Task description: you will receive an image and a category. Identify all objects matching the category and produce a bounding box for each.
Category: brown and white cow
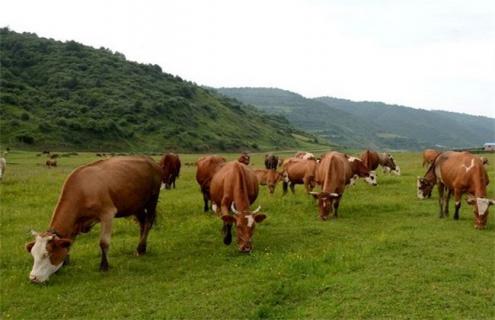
[264,153,279,170]
[46,159,57,167]
[210,161,266,252]
[295,151,316,160]
[25,156,162,283]
[254,169,282,194]
[196,155,227,212]
[417,151,494,229]
[238,152,250,165]
[360,150,400,175]
[159,153,181,189]
[281,158,317,195]
[422,149,441,167]
[311,152,377,220]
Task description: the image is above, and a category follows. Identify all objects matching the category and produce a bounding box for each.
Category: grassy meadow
[0,150,494,319]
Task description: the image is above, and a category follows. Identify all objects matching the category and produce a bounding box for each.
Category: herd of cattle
[12,148,492,283]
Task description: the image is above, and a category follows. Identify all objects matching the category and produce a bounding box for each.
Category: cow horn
[230,202,239,215]
[309,192,319,195]
[252,206,261,214]
[31,230,39,237]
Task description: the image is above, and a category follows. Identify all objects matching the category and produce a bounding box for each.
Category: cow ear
[254,214,266,223]
[309,192,320,200]
[26,241,35,253]
[54,238,72,249]
[221,215,236,224]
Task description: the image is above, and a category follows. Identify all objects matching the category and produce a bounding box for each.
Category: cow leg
[99,214,113,271]
[444,188,451,217]
[290,183,296,194]
[453,189,462,220]
[202,189,210,212]
[437,183,445,218]
[282,180,288,195]
[221,202,232,245]
[136,194,158,255]
[333,198,341,218]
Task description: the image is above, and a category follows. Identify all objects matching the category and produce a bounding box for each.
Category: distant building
[484,143,495,151]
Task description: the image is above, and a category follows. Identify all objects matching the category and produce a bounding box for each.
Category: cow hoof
[223,233,232,245]
[100,264,109,272]
[63,255,70,266]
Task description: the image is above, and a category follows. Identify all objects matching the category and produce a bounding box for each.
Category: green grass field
[1,151,494,319]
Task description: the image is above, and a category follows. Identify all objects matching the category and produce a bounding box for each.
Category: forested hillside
[218,87,495,150]
[0,29,316,152]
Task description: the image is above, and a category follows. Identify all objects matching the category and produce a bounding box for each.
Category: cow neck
[233,163,251,211]
[49,200,78,239]
[423,162,437,183]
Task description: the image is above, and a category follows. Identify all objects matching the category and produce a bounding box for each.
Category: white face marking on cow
[212,203,218,213]
[283,172,289,183]
[462,159,475,172]
[29,235,63,283]
[365,172,377,185]
[347,156,359,162]
[416,179,425,199]
[245,215,255,228]
[476,198,490,216]
[393,166,401,176]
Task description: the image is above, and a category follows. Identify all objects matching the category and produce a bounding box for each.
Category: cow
[281,158,317,195]
[46,159,57,167]
[417,151,494,229]
[196,155,227,212]
[25,156,162,283]
[295,151,316,160]
[480,156,488,167]
[360,150,399,175]
[422,149,441,167]
[159,153,181,189]
[311,152,377,220]
[238,152,250,165]
[254,169,282,194]
[210,161,266,252]
[0,157,6,180]
[264,153,279,170]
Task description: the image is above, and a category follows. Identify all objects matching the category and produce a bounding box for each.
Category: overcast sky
[2,0,494,117]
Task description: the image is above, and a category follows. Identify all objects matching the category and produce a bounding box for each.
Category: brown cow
[422,149,441,167]
[417,151,494,229]
[264,153,279,170]
[46,159,57,167]
[281,158,317,195]
[360,150,399,175]
[238,152,250,165]
[210,161,266,252]
[196,155,227,212]
[311,152,377,220]
[25,156,162,283]
[254,169,282,194]
[159,153,181,189]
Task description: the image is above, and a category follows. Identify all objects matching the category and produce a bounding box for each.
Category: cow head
[383,154,397,172]
[416,176,434,199]
[222,203,266,252]
[238,152,250,165]
[266,170,282,194]
[26,231,72,283]
[466,196,495,229]
[310,192,341,220]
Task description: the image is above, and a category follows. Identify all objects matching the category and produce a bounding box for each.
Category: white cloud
[1,0,494,117]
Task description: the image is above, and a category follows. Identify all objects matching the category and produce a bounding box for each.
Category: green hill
[217,87,495,150]
[0,28,318,152]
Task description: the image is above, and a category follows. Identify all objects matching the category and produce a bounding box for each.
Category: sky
[1,0,494,117]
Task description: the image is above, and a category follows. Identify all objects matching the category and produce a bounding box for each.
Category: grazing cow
[159,153,181,189]
[311,152,377,220]
[196,155,227,212]
[254,169,282,194]
[0,157,6,180]
[360,150,399,175]
[46,159,57,167]
[417,151,493,229]
[281,158,318,194]
[295,151,316,160]
[238,152,250,165]
[210,161,266,252]
[25,156,162,283]
[264,153,279,170]
[422,149,441,167]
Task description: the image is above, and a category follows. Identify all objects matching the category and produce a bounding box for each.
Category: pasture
[1,151,494,319]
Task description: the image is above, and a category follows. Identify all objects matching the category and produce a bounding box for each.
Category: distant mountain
[217,87,495,150]
[0,29,318,152]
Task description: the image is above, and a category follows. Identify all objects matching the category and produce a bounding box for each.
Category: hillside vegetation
[0,29,318,152]
[217,87,495,150]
